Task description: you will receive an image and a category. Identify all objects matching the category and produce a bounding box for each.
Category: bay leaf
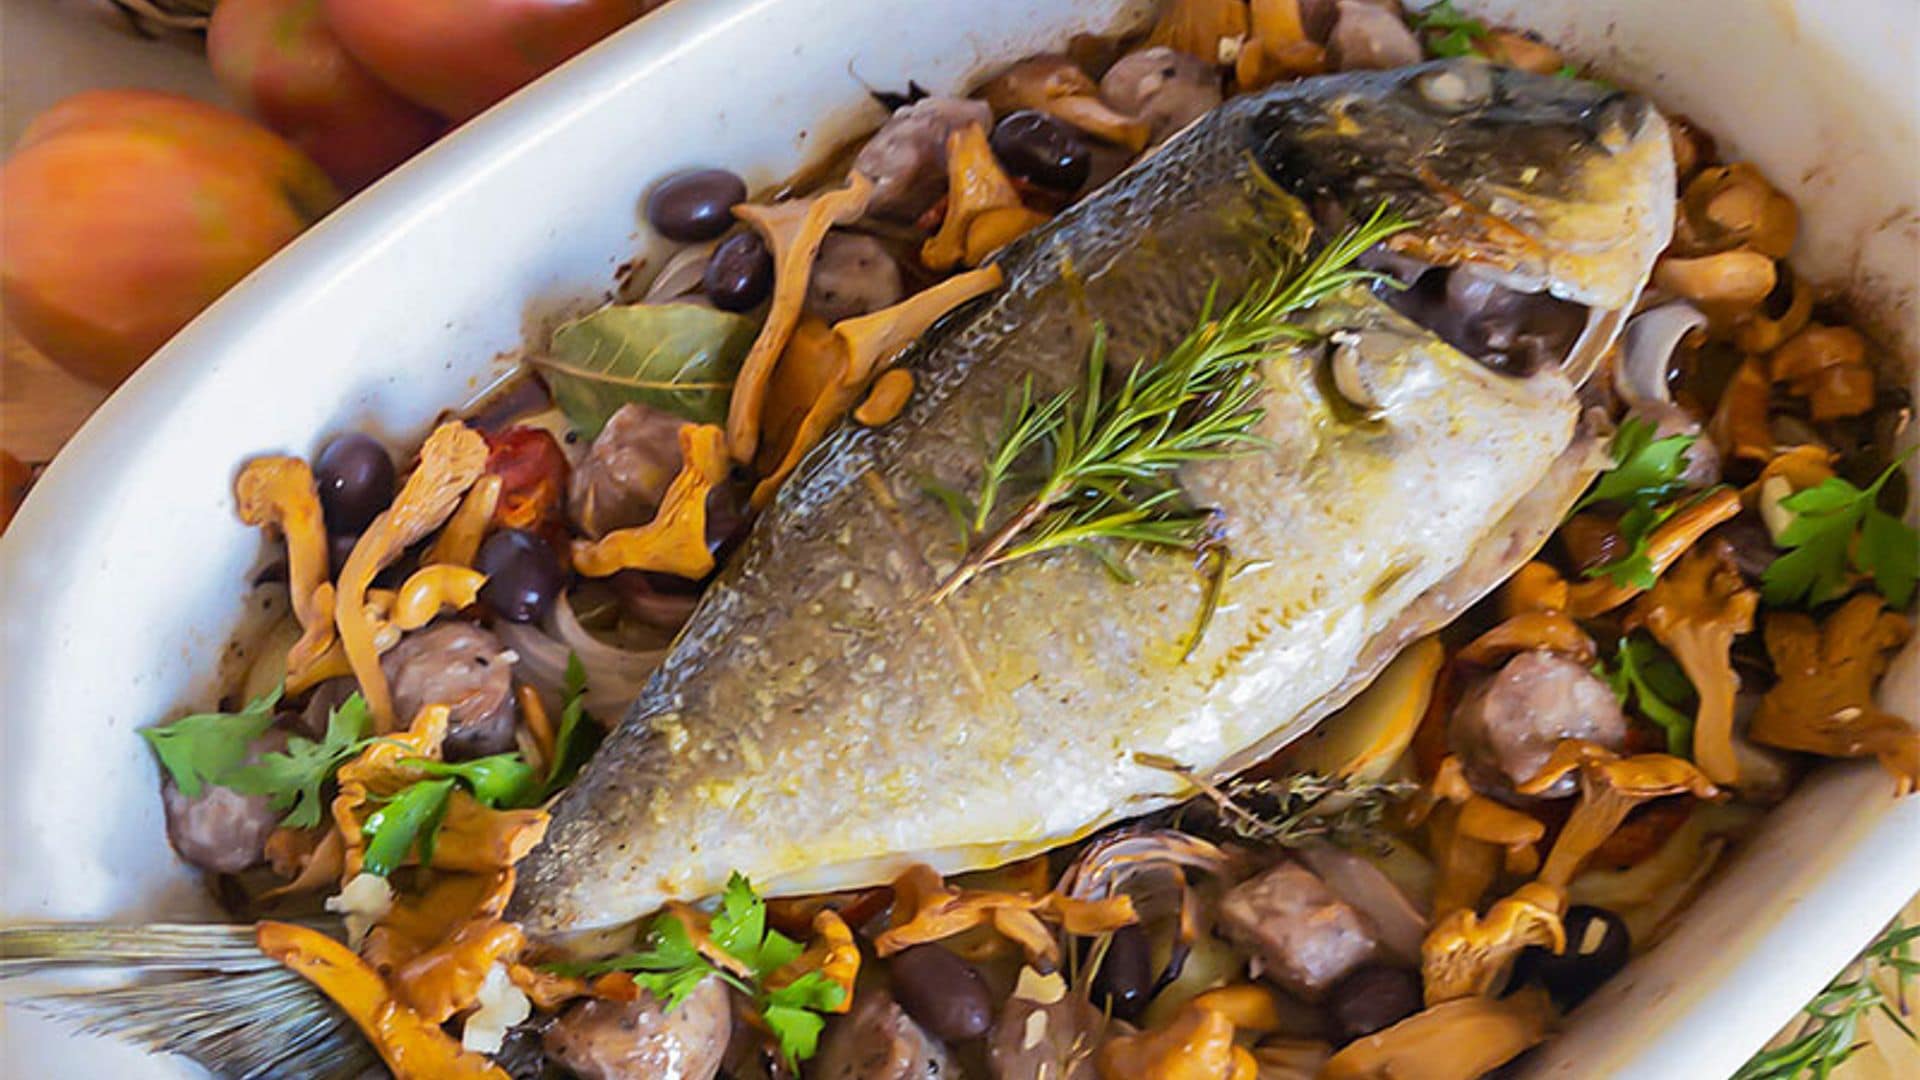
[538,302,758,438]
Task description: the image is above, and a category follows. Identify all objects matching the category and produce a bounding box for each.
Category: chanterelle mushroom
[1421,758,1548,918]
[981,55,1151,151]
[235,456,334,674]
[1321,986,1557,1080]
[1517,741,1722,888]
[1749,594,1917,794]
[921,124,1049,271]
[1421,881,1566,1005]
[1626,541,1758,787]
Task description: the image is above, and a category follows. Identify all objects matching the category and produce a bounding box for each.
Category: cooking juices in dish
[31,2,1917,1078]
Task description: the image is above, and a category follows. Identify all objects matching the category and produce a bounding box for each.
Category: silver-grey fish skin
[511,61,1672,935]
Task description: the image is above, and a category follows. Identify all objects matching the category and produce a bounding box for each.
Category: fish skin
[510,61,1672,935]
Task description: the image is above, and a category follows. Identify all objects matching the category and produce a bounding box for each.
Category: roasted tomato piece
[483,426,570,539]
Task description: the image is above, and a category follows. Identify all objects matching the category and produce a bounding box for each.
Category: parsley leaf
[1575,418,1699,512]
[1600,634,1697,756]
[547,873,839,1068]
[552,910,722,1007]
[141,686,283,798]
[544,653,604,795]
[225,693,373,828]
[710,872,807,976]
[1762,460,1919,609]
[401,752,540,809]
[358,777,456,877]
[1411,0,1489,58]
[1576,421,1713,589]
[763,970,847,1065]
[1584,499,1677,589]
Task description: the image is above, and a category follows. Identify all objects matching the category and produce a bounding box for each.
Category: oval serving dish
[1,0,1914,1076]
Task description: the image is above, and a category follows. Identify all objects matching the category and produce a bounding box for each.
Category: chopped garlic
[324,872,392,949]
[1013,965,1067,1005]
[1023,1008,1050,1051]
[1758,474,1798,542]
[462,962,531,1054]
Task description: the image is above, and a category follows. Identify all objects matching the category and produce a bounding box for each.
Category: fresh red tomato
[323,0,656,120]
[1,92,337,386]
[209,0,446,190]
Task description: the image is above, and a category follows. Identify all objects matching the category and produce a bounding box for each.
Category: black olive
[328,532,360,579]
[1327,966,1422,1041]
[1513,905,1631,1011]
[473,528,564,624]
[1091,924,1155,1022]
[703,231,775,312]
[888,944,992,1041]
[989,110,1091,192]
[313,433,394,535]
[645,168,748,243]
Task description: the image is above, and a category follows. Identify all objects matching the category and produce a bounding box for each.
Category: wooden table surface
[3,329,111,470]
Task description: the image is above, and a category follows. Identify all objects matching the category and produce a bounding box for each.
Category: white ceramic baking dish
[2,0,1914,1075]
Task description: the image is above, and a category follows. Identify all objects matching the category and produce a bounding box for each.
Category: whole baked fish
[513,60,1673,934]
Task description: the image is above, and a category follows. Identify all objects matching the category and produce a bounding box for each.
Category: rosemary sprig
[928,205,1413,604]
[1734,921,1920,1080]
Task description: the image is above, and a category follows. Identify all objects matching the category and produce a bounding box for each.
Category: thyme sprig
[1140,753,1418,851]
[1734,921,1919,1080]
[928,206,1413,604]
[1206,772,1420,851]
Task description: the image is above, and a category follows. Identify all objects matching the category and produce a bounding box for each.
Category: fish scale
[512,59,1673,935]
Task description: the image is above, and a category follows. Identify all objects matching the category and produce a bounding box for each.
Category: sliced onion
[642,242,717,303]
[1295,843,1429,966]
[1616,301,1706,412]
[496,592,665,721]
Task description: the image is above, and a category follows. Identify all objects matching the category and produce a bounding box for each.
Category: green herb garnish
[1575,419,1709,590]
[400,753,541,809]
[1761,460,1919,609]
[1600,634,1697,757]
[370,747,551,873]
[552,873,843,1067]
[928,206,1412,605]
[358,777,456,877]
[1733,921,1919,1080]
[1576,418,1699,513]
[141,686,283,798]
[1412,1,1489,58]
[543,653,603,795]
[1140,753,1417,851]
[224,693,374,828]
[1209,771,1420,850]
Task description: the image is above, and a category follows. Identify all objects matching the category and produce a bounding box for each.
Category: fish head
[1247,58,1675,318]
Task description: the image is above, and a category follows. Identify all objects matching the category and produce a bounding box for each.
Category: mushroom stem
[1565,487,1741,616]
[1321,986,1557,1080]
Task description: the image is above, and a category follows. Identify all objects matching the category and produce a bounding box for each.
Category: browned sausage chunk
[1098,47,1222,146]
[541,977,731,1080]
[851,97,994,221]
[806,232,904,324]
[1450,649,1630,797]
[1328,0,1422,71]
[988,985,1099,1080]
[567,401,687,540]
[1217,859,1378,1002]
[382,620,517,760]
[161,728,288,874]
[814,988,959,1080]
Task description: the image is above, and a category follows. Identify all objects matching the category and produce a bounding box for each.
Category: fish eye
[1414,62,1494,113]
